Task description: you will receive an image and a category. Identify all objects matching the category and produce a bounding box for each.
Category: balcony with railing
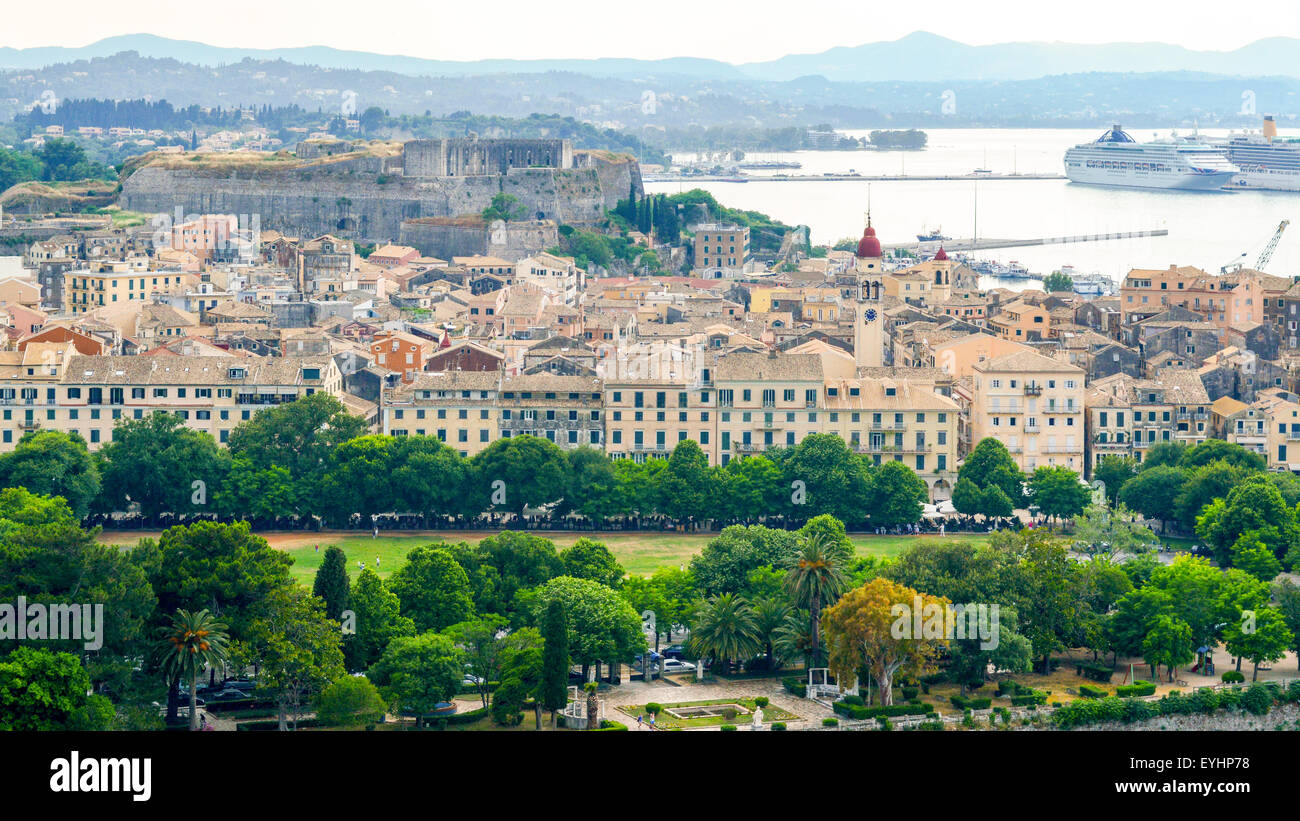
[1042,405,1079,414]
[869,421,907,432]
[857,443,932,454]
[1024,383,1043,396]
[1092,436,1130,448]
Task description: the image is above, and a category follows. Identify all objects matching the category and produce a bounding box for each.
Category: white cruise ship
[1063,125,1238,190]
[1224,116,1300,191]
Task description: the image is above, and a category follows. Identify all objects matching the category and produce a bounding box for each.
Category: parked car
[662,645,688,659]
[461,673,485,686]
[660,659,696,674]
[152,696,205,710]
[205,688,251,702]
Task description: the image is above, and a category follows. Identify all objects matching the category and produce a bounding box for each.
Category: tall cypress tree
[312,546,351,622]
[540,598,570,726]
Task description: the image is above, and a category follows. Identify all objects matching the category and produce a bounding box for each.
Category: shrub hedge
[1077,664,1114,683]
[1053,684,1289,729]
[235,718,321,732]
[1009,690,1047,707]
[832,700,933,720]
[950,695,992,710]
[1115,680,1157,698]
[782,677,807,698]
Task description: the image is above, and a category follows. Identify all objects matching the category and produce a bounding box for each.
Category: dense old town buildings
[5,178,1300,503]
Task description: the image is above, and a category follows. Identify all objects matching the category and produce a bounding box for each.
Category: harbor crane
[1221,220,1289,274]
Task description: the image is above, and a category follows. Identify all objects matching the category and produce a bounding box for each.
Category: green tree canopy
[343,568,415,672]
[656,439,715,523]
[1180,439,1266,472]
[1194,475,1297,567]
[1028,465,1090,521]
[96,413,230,519]
[315,674,387,727]
[1042,271,1073,292]
[0,431,100,517]
[1141,441,1187,470]
[226,392,367,497]
[149,521,294,640]
[371,632,464,720]
[0,647,112,730]
[481,192,528,222]
[387,544,473,632]
[1117,464,1187,530]
[958,438,1026,507]
[473,435,568,516]
[866,460,928,526]
[1174,461,1252,531]
[560,538,625,588]
[533,576,644,668]
[539,598,570,721]
[1091,455,1137,505]
[690,524,801,596]
[243,585,346,730]
[312,546,351,621]
[783,433,871,523]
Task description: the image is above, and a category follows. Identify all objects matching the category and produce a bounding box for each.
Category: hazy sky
[2,0,1293,63]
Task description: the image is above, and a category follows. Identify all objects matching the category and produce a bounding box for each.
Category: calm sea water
[650,128,1300,284]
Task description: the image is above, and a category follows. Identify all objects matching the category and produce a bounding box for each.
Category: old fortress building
[401,138,574,177]
[119,137,641,242]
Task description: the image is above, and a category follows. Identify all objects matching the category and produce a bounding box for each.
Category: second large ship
[1063,125,1238,190]
[1224,116,1300,191]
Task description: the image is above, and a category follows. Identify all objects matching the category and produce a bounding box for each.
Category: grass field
[97,529,995,586]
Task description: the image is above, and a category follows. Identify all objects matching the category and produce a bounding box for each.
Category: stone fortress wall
[119,139,640,243]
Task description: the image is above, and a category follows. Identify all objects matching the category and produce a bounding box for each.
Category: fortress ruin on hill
[119,137,641,242]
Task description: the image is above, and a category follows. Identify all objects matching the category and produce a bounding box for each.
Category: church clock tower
[852,219,884,368]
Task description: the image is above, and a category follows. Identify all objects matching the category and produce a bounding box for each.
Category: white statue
[752,706,764,729]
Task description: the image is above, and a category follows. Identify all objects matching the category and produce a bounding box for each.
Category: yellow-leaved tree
[820,577,950,706]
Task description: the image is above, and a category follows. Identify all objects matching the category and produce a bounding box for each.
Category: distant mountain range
[4,31,1300,82]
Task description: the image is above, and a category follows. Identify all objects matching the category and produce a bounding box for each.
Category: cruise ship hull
[1064,163,1235,191]
[1230,170,1300,192]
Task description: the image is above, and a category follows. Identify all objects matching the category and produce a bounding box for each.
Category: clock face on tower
[863,308,877,323]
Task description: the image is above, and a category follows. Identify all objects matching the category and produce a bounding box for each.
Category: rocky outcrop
[1,179,118,214]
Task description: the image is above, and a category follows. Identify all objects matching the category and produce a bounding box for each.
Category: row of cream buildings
[381,344,965,499]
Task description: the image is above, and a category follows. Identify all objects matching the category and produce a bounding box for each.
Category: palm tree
[158,609,230,731]
[783,533,850,668]
[774,609,816,670]
[752,597,792,671]
[687,594,761,673]
[584,682,599,730]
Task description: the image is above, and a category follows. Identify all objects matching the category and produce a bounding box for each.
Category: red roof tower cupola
[856,223,882,259]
